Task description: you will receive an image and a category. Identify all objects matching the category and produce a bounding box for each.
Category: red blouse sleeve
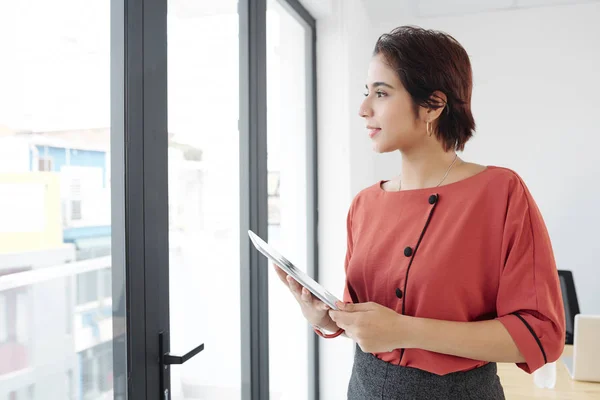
[495,175,566,373]
[343,197,357,304]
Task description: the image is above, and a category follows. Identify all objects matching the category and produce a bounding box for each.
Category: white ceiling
[359,0,600,20]
[169,0,237,18]
[170,0,332,19]
[166,0,600,22]
[299,0,334,19]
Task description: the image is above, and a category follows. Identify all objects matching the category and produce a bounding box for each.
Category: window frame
[112,0,318,398]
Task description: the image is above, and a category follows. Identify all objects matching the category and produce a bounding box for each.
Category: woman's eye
[363,91,386,98]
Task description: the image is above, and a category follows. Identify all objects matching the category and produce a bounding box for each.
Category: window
[0,288,30,345]
[70,200,82,221]
[66,370,73,400]
[97,342,112,391]
[0,294,7,343]
[77,271,99,305]
[0,270,31,375]
[81,349,96,400]
[0,0,117,398]
[267,171,281,225]
[65,279,72,335]
[69,178,82,221]
[266,1,317,399]
[15,292,29,344]
[101,268,111,300]
[166,1,242,398]
[80,342,112,400]
[38,158,53,172]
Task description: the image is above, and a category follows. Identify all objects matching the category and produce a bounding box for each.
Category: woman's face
[359,53,426,153]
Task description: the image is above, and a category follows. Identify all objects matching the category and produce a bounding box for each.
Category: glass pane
[167,1,241,399]
[267,1,312,399]
[0,1,121,399]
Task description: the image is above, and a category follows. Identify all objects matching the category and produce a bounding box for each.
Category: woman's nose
[358,101,371,118]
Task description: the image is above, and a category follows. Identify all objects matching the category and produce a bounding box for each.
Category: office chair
[558,270,580,345]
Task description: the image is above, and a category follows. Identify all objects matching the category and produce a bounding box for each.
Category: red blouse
[342,166,565,375]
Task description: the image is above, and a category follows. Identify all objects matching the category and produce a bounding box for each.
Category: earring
[427,121,432,137]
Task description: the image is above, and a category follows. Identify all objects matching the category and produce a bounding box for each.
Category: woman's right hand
[272,263,332,328]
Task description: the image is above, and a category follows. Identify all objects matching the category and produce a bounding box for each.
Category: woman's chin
[372,141,395,154]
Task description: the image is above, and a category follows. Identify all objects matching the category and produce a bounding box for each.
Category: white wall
[314,1,375,398]
[315,0,600,397]
[371,1,600,316]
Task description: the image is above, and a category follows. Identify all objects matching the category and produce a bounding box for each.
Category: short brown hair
[373,26,475,151]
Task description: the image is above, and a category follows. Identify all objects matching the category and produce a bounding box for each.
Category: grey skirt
[348,345,505,400]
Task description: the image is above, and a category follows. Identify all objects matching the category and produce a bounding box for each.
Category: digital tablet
[248,230,341,310]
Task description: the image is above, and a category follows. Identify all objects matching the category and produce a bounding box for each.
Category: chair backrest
[558,270,580,345]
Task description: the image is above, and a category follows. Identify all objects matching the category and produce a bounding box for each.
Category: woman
[274,26,565,399]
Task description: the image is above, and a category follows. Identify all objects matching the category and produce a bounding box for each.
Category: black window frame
[111,0,319,398]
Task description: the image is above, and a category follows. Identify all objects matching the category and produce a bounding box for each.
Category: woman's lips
[368,128,381,138]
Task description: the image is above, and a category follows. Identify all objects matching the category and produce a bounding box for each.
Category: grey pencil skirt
[347,346,505,400]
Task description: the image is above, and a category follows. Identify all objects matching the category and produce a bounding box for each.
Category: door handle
[159,331,204,399]
[163,343,205,365]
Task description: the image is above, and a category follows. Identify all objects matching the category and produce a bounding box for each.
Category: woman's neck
[398,146,460,190]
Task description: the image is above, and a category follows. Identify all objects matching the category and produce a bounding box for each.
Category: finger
[313,297,330,310]
[333,309,362,328]
[337,302,372,312]
[286,276,303,297]
[274,269,288,286]
[301,287,312,303]
[329,310,352,326]
[301,288,327,309]
[287,287,302,303]
[329,314,349,331]
[273,264,289,284]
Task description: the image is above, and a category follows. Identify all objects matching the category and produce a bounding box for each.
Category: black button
[428,194,438,204]
[404,246,413,257]
[395,288,403,299]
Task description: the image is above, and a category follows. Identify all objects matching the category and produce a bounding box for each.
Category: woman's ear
[426,90,448,122]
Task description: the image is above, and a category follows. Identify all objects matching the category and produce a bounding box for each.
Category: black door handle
[163,342,205,365]
[159,331,204,399]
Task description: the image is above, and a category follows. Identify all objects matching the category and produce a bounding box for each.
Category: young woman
[274,25,565,399]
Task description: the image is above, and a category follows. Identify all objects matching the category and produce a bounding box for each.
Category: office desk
[497,346,600,399]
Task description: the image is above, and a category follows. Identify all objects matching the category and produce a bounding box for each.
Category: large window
[0,0,122,399]
[164,0,318,398]
[0,0,317,398]
[166,1,242,399]
[266,1,317,399]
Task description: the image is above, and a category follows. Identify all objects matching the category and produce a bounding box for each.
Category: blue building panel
[33,146,107,187]
[30,145,110,247]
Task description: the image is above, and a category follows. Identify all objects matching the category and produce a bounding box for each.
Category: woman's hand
[329,301,408,353]
[272,264,333,329]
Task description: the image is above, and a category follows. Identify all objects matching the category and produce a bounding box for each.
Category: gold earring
[427,121,432,136]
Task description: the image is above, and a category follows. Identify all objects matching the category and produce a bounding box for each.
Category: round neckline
[378,165,494,194]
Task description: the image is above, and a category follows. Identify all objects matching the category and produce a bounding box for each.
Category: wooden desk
[497,346,600,399]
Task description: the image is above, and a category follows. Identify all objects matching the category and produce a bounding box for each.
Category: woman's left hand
[329,301,409,353]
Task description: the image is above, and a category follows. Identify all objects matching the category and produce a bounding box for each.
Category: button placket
[397,193,440,364]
